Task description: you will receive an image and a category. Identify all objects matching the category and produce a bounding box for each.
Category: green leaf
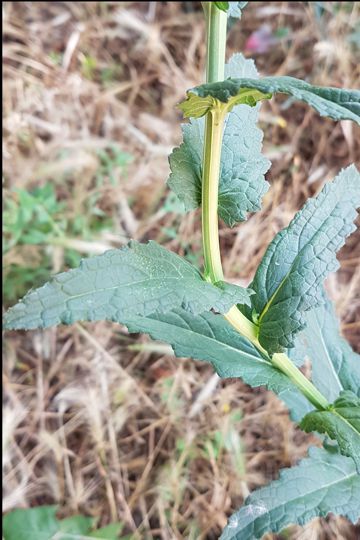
[188,76,360,123]
[290,295,360,401]
[178,87,270,119]
[178,94,217,119]
[3,240,252,330]
[168,54,271,226]
[248,165,360,353]
[220,447,360,539]
[2,505,121,540]
[300,391,360,471]
[89,522,124,538]
[59,514,94,534]
[214,2,229,12]
[3,506,59,540]
[122,309,312,421]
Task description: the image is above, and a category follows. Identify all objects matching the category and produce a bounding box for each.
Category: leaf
[248,165,360,353]
[300,391,360,471]
[2,505,121,540]
[122,309,312,421]
[59,514,94,534]
[290,295,360,401]
[178,94,216,119]
[178,86,270,119]
[220,447,360,540]
[3,240,252,330]
[214,2,229,12]
[188,76,360,123]
[3,506,59,540]
[89,522,124,538]
[168,54,271,227]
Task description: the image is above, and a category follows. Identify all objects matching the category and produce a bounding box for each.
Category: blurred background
[2,2,360,539]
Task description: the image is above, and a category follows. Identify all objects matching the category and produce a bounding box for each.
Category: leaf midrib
[258,269,290,324]
[19,275,225,309]
[332,409,360,439]
[258,204,343,325]
[314,311,343,396]
[127,314,270,367]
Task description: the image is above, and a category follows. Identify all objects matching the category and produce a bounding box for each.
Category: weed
[3,2,360,538]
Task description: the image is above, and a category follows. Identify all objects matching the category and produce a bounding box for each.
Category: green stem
[225,309,329,409]
[202,105,226,283]
[271,354,329,410]
[201,2,227,283]
[204,2,227,84]
[200,3,329,412]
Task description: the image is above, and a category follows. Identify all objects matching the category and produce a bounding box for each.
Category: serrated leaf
[188,76,360,123]
[300,391,360,471]
[178,94,216,119]
[249,165,360,353]
[220,447,360,540]
[290,295,360,400]
[3,240,252,330]
[178,87,270,119]
[122,309,312,421]
[168,54,271,227]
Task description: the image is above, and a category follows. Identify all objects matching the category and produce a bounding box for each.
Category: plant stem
[201,4,262,345]
[202,106,226,283]
[203,2,227,84]
[200,3,329,412]
[225,308,329,409]
[271,353,329,410]
[201,2,227,283]
[225,306,260,346]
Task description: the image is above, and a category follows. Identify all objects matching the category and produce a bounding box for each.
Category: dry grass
[2,2,360,539]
